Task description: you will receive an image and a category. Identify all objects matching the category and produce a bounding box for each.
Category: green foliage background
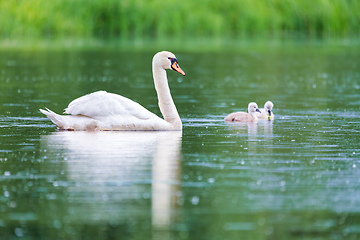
[0,0,359,48]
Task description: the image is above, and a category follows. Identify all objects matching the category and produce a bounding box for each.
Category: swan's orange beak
[172,61,186,76]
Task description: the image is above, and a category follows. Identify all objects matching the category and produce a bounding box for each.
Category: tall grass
[0,0,359,42]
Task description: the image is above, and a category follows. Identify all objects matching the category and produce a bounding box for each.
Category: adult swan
[40,51,185,131]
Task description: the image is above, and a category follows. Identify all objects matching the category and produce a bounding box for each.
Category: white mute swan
[40,51,185,131]
[224,102,261,122]
[256,101,274,120]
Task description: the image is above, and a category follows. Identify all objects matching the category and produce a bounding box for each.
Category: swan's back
[65,91,156,120]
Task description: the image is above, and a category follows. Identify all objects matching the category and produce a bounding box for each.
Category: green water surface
[0,46,360,240]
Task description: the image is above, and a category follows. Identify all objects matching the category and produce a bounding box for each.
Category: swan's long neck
[152,65,182,129]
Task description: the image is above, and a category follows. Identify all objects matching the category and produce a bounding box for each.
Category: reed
[0,0,359,42]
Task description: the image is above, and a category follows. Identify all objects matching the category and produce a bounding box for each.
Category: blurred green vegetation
[0,0,359,49]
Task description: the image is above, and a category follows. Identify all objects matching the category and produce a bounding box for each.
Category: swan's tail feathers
[39,108,65,129]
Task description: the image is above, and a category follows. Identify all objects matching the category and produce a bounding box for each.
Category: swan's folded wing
[64,91,157,120]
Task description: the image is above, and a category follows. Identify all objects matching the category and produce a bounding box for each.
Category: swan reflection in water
[226,121,274,155]
[40,131,182,238]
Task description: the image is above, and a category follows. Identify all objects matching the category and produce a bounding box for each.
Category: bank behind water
[0,0,360,51]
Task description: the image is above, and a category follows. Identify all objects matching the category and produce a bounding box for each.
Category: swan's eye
[168,57,177,63]
[169,58,178,68]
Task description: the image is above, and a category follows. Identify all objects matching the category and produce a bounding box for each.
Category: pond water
[0,47,360,240]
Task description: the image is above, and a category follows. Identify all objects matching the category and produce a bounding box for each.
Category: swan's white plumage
[40,51,185,131]
[64,91,155,120]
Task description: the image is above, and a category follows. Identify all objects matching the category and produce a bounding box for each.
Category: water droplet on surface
[15,228,23,237]
[191,196,200,205]
[46,193,57,200]
[4,191,10,197]
[4,171,10,176]
[10,201,16,208]
[53,220,62,229]
[208,178,215,183]
[353,164,356,168]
